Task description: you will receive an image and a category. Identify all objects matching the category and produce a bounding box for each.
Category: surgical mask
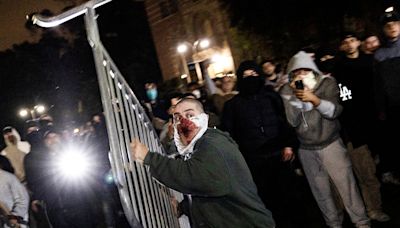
[146,88,158,101]
[300,71,317,90]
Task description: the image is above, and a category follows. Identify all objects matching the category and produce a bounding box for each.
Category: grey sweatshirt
[280,51,343,150]
[0,169,29,222]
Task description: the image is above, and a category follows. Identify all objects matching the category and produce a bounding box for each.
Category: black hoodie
[222,61,298,156]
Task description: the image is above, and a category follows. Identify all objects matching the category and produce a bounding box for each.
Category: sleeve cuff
[143,152,154,165]
[316,100,335,118]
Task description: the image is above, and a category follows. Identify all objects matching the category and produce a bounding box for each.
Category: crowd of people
[131,8,400,228]
[1,8,400,228]
[0,113,130,228]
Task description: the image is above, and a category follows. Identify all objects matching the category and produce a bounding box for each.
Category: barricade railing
[32,1,189,227]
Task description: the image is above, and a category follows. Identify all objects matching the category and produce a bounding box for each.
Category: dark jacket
[144,128,275,228]
[222,86,298,157]
[334,53,376,148]
[374,38,400,110]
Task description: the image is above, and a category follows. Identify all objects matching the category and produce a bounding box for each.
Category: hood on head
[286,51,322,81]
[3,127,22,146]
[236,60,263,80]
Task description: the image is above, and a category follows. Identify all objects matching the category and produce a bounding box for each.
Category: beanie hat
[381,8,400,25]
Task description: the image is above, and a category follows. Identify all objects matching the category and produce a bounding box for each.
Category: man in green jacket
[131,98,275,228]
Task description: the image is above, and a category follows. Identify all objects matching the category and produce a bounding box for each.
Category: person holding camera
[280,51,370,228]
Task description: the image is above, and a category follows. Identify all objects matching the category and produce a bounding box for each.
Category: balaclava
[236,60,265,95]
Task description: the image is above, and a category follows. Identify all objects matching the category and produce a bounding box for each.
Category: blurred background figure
[361,34,381,55]
[142,82,168,134]
[373,8,400,185]
[211,76,237,116]
[203,65,238,117]
[0,154,29,228]
[1,126,30,183]
[90,112,130,228]
[260,59,288,92]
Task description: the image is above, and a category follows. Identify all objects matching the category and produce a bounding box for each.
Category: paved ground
[110,176,400,228]
[292,174,400,228]
[110,171,400,228]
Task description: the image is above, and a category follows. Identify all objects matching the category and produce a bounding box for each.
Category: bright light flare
[385,7,394,13]
[56,150,92,180]
[199,39,210,49]
[35,105,45,113]
[177,44,188,53]
[19,109,29,117]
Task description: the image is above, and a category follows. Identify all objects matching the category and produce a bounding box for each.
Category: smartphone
[295,80,304,90]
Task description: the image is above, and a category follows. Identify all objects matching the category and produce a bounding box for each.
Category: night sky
[0,0,86,51]
[0,0,85,145]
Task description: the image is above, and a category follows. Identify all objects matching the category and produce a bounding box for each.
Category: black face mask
[239,76,264,95]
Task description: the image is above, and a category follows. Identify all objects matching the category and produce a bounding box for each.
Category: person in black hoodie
[221,60,301,228]
[23,120,52,228]
[334,33,390,222]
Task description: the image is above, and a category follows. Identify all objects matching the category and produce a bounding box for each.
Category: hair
[176,98,204,113]
[164,91,184,109]
[180,92,196,99]
[260,58,282,74]
[260,58,276,66]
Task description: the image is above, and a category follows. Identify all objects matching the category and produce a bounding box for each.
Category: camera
[295,80,304,90]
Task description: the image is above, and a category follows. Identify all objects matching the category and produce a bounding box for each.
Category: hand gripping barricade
[31,1,190,227]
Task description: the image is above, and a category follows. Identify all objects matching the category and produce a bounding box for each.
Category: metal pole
[30,109,36,120]
[83,5,142,228]
[180,54,190,83]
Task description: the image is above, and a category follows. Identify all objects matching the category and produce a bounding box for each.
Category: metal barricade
[32,1,189,227]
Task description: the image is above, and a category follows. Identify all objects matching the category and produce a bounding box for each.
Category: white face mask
[173,113,209,158]
[301,71,317,90]
[188,113,208,129]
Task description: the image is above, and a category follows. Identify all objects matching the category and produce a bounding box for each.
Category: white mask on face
[173,113,209,159]
[301,71,317,90]
[188,113,208,128]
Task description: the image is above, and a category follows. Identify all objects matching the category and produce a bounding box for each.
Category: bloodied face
[172,99,203,145]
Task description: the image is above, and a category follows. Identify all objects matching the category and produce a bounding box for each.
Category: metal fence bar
[105,65,146,227]
[31,1,190,227]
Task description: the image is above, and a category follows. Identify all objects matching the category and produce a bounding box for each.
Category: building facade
[144,0,236,82]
